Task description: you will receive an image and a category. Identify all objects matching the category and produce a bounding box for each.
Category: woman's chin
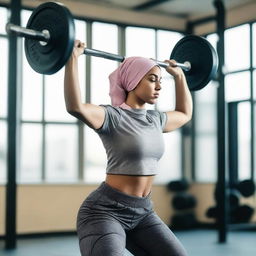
[147,99,158,105]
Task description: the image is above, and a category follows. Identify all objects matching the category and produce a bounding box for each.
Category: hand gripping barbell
[6,2,218,91]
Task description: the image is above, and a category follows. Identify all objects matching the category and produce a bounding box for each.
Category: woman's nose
[155,81,162,90]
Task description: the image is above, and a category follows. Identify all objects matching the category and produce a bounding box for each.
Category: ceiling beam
[133,0,172,11]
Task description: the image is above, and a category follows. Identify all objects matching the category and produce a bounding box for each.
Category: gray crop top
[95,105,167,176]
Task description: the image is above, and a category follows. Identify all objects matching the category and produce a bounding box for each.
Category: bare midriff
[105,174,154,197]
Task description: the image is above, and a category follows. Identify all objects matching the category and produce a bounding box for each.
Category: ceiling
[72,0,255,20]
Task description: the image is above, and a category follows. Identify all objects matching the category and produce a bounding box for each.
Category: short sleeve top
[94,105,167,176]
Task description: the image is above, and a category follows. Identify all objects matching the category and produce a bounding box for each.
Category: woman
[64,40,192,256]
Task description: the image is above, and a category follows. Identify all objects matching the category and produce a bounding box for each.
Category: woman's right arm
[64,40,105,129]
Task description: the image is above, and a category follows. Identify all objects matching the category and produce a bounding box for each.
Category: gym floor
[0,230,255,256]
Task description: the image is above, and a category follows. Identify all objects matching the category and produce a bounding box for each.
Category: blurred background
[0,0,256,255]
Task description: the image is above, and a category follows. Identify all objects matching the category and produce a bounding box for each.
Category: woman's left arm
[163,60,193,133]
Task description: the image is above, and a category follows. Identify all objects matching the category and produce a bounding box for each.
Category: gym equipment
[6,2,75,75]
[171,213,197,230]
[206,206,217,219]
[172,192,197,210]
[231,205,254,223]
[206,202,254,224]
[236,180,255,198]
[215,187,241,205]
[6,2,218,90]
[215,180,255,202]
[228,189,240,210]
[170,35,218,90]
[166,179,189,192]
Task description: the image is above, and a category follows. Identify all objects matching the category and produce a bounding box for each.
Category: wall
[0,184,173,235]
[1,183,255,235]
[193,1,256,35]
[26,0,256,35]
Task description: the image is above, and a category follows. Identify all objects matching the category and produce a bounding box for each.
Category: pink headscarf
[109,57,158,107]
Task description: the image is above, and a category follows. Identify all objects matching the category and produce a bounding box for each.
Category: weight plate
[25,2,75,75]
[170,35,218,91]
[237,180,256,197]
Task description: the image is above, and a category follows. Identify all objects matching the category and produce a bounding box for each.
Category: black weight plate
[237,179,255,197]
[170,35,218,91]
[25,2,75,75]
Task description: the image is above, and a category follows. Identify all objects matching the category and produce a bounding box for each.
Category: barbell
[6,1,219,91]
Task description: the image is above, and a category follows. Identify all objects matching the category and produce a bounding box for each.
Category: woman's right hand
[72,40,86,59]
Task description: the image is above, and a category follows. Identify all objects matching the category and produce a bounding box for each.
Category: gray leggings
[77,182,187,256]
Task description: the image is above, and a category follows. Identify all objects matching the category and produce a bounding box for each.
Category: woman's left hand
[164,59,184,78]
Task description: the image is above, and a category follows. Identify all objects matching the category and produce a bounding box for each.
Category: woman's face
[133,66,162,105]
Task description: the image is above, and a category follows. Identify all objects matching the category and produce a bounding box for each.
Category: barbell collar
[84,48,125,62]
[6,23,50,42]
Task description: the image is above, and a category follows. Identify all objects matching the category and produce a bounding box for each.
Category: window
[22,41,43,121]
[156,30,182,112]
[0,7,8,34]
[74,19,87,102]
[253,23,256,68]
[194,82,218,182]
[0,13,8,183]
[192,34,218,182]
[21,10,41,123]
[45,70,75,122]
[0,121,7,183]
[84,128,107,183]
[21,9,31,26]
[225,71,250,102]
[0,38,8,118]
[155,30,183,183]
[237,102,251,180]
[207,33,218,51]
[225,24,250,72]
[20,9,43,182]
[20,124,42,182]
[155,132,182,183]
[91,22,118,105]
[85,22,118,183]
[45,125,78,182]
[254,69,256,180]
[126,27,156,58]
[254,70,256,100]
[254,103,256,180]
[224,23,255,183]
[45,20,86,122]
[19,10,86,183]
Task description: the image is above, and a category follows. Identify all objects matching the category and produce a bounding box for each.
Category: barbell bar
[6,22,192,72]
[5,1,218,91]
[83,49,192,71]
[6,23,50,42]
[6,20,192,71]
